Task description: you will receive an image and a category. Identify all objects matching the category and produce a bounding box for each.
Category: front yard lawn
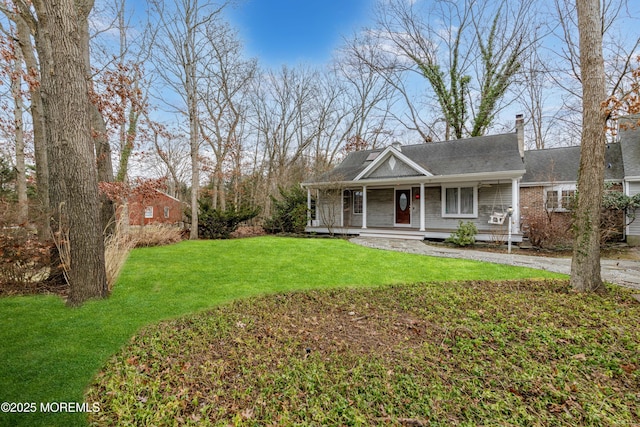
[0,236,577,426]
[90,281,640,426]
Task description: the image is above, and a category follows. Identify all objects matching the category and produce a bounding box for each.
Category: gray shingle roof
[312,132,525,183]
[521,143,624,183]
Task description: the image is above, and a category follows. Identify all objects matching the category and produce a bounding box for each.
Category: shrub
[0,227,52,291]
[524,210,573,249]
[446,221,478,247]
[264,185,308,234]
[197,200,260,239]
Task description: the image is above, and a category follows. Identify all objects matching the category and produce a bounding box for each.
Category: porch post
[361,185,367,229]
[419,183,425,231]
[307,188,312,227]
[511,178,519,232]
[340,189,344,228]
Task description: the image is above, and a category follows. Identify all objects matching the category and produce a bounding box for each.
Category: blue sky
[228,0,374,67]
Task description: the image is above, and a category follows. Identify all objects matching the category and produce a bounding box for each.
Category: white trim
[144,206,154,219]
[521,179,622,188]
[511,178,519,231]
[307,188,312,227]
[441,184,478,218]
[544,184,576,212]
[361,185,368,229]
[353,190,364,214]
[354,146,433,181]
[303,169,525,189]
[394,187,413,227]
[625,181,630,237]
[340,189,344,227]
[419,183,426,231]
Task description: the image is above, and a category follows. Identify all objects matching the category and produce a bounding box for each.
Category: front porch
[305,225,524,243]
[304,177,523,243]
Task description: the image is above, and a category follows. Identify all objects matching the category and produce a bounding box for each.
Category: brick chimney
[515,114,524,160]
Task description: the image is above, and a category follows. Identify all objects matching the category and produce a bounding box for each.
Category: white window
[164,206,170,218]
[561,190,576,210]
[144,206,153,218]
[545,190,559,210]
[353,191,363,214]
[442,185,477,218]
[545,185,576,211]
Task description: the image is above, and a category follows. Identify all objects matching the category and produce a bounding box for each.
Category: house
[302,117,528,242]
[121,190,185,227]
[619,121,640,245]
[301,116,640,245]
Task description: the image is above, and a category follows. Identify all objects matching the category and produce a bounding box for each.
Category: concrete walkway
[350,237,640,291]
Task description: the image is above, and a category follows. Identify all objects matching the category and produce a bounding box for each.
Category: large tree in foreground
[570,0,607,292]
[24,0,108,304]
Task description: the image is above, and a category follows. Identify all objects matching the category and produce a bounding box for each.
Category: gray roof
[522,143,624,183]
[620,124,640,177]
[313,132,525,183]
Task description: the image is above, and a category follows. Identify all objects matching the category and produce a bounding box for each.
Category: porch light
[507,206,513,217]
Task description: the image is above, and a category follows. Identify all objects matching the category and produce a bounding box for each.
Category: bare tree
[148,122,191,201]
[249,65,321,215]
[198,21,256,210]
[333,35,396,151]
[548,0,640,142]
[0,5,50,239]
[343,28,439,143]
[2,28,28,223]
[150,0,228,239]
[516,50,566,150]
[374,0,538,140]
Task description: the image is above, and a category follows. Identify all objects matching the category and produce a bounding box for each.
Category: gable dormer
[354,144,433,180]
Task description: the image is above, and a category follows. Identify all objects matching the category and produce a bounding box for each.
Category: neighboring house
[122,190,185,226]
[302,116,640,245]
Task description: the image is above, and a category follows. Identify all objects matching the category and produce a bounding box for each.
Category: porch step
[359,229,425,240]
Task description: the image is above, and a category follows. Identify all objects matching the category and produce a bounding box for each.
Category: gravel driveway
[350,237,640,291]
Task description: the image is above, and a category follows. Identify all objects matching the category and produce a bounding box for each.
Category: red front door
[395,189,411,225]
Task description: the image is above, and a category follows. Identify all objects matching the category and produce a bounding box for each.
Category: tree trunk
[186,54,199,239]
[15,15,49,239]
[78,6,116,235]
[570,0,607,292]
[12,42,28,224]
[32,0,108,305]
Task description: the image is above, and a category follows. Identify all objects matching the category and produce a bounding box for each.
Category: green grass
[0,236,563,426]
